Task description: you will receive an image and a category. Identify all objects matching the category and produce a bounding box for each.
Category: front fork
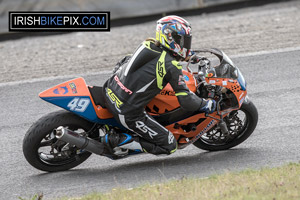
[205,95,230,134]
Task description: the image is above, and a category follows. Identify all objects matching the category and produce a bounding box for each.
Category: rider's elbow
[177,93,203,112]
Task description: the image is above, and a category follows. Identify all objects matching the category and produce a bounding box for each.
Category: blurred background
[0,0,298,83]
[0,0,255,34]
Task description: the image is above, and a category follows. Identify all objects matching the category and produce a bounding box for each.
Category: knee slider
[167,142,177,154]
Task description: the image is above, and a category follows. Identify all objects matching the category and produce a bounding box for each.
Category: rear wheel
[193,100,258,151]
[23,110,96,172]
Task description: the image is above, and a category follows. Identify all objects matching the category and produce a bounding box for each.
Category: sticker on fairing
[67,97,90,112]
[184,75,189,81]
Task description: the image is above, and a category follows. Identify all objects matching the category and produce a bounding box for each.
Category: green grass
[22,163,300,200]
[19,194,43,200]
[65,163,300,200]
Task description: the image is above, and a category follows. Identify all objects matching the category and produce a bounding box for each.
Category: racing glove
[199,99,216,114]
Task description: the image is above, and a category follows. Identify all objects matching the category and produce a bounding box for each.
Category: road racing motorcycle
[23,48,258,172]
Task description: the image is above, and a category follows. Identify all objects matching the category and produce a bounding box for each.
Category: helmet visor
[172,33,192,50]
[183,35,192,50]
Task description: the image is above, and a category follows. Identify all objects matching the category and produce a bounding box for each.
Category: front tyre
[23,110,95,172]
[193,100,258,151]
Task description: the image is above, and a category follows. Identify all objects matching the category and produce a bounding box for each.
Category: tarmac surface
[0,0,300,199]
[0,49,300,199]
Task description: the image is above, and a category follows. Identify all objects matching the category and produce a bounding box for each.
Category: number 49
[67,98,90,112]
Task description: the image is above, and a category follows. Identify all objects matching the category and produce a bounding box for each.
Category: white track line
[231,46,300,58]
[0,70,112,87]
[1,46,300,87]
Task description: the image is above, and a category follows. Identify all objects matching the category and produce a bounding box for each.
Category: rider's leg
[115,112,177,155]
[103,91,177,155]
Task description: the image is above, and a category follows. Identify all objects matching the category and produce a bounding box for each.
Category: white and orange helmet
[156,15,192,59]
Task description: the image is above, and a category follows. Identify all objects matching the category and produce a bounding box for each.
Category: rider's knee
[166,139,177,155]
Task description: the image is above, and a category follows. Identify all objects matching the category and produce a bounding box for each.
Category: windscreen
[193,48,247,91]
[213,50,247,91]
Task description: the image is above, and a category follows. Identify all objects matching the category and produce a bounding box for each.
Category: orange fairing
[94,105,114,119]
[205,77,247,108]
[39,77,113,119]
[39,77,91,98]
[147,70,196,113]
[166,112,220,142]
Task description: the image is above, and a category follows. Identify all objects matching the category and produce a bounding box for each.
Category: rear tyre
[193,100,258,151]
[23,110,95,172]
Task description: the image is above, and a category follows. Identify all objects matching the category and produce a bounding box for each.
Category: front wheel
[193,100,258,151]
[23,110,96,172]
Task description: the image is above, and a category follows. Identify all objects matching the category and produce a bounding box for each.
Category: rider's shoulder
[170,59,183,70]
[163,52,183,70]
[142,38,162,54]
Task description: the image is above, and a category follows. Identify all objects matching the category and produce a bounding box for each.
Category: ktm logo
[157,61,164,77]
[160,90,175,96]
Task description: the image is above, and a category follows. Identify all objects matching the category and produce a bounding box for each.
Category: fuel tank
[146,70,196,114]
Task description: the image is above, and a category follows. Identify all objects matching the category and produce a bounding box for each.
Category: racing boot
[102,130,143,158]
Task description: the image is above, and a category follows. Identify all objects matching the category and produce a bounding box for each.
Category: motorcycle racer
[103,15,216,157]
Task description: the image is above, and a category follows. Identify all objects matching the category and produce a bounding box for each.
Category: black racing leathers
[104,40,206,155]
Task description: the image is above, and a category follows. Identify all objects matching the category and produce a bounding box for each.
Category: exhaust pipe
[55,126,105,155]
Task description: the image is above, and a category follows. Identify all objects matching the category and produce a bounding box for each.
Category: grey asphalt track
[0,49,300,199]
